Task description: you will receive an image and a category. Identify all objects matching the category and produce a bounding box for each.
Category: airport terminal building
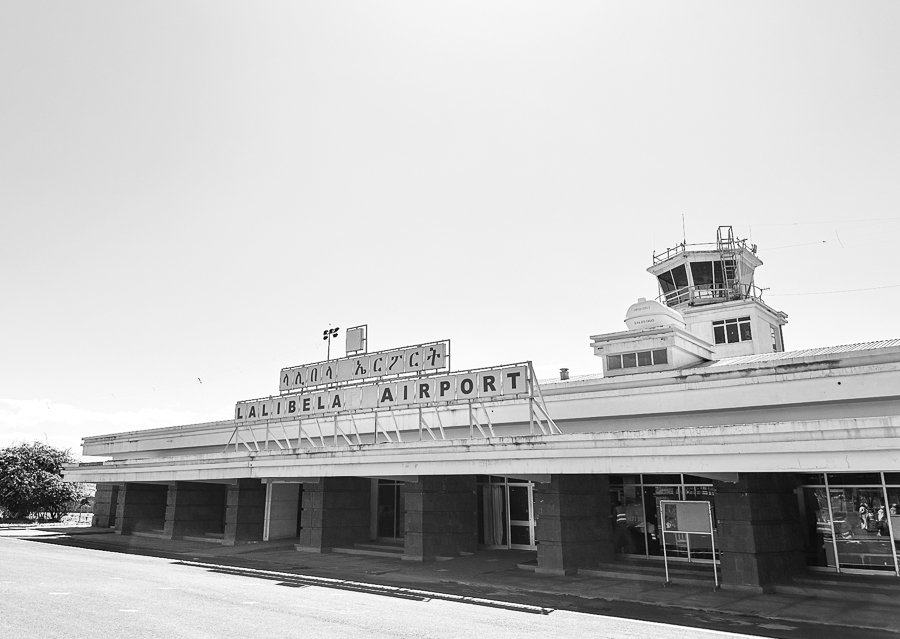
[66,227,900,590]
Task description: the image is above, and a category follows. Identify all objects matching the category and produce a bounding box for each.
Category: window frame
[712,317,752,344]
[606,348,669,372]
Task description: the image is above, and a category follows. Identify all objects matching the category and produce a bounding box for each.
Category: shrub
[0,442,85,520]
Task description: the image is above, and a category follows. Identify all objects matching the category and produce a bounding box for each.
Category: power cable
[769,284,900,297]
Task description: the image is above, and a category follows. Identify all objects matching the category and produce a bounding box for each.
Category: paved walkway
[5,526,900,636]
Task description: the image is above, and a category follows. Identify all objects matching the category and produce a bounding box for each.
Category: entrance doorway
[477,476,536,550]
[375,480,405,540]
[263,482,303,541]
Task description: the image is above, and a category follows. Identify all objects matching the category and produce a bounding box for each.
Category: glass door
[477,476,536,550]
[507,483,535,550]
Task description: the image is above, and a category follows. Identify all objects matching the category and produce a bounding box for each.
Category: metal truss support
[333,413,360,447]
[374,412,394,444]
[417,406,446,441]
[528,363,562,436]
[223,423,260,454]
[297,419,322,448]
[262,422,294,451]
[468,402,496,438]
[390,413,404,443]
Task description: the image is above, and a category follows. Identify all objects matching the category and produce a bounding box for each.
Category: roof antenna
[681,213,687,246]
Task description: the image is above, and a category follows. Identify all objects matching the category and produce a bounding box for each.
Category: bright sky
[2,2,899,458]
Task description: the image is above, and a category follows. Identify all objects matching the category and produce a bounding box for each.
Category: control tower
[647,226,788,356]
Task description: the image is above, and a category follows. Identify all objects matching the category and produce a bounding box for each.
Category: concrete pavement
[4,526,900,638]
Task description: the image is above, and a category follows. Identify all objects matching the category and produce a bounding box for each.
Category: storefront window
[608,475,720,564]
[829,487,894,571]
[800,473,900,575]
[801,486,835,568]
[887,487,900,557]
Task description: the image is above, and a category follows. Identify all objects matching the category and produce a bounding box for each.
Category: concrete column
[403,476,477,561]
[298,477,369,552]
[163,482,228,540]
[223,479,266,546]
[91,483,120,528]
[115,483,168,534]
[714,473,805,591]
[535,474,612,575]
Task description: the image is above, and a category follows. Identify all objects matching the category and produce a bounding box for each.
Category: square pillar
[535,474,612,575]
[223,479,266,546]
[91,483,121,528]
[115,483,168,534]
[163,482,228,540]
[298,477,369,552]
[403,476,477,561]
[714,473,806,591]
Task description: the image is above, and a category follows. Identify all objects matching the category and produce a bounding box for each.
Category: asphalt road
[0,536,765,639]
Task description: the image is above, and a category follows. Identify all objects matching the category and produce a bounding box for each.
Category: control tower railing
[656,282,766,307]
[652,237,752,265]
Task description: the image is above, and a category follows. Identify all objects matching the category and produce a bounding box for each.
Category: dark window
[826,473,882,486]
[713,325,726,344]
[713,261,724,286]
[658,270,676,293]
[642,473,682,484]
[798,473,825,485]
[609,349,669,371]
[713,317,752,344]
[738,317,752,341]
[690,261,714,287]
[725,322,739,343]
[884,473,900,485]
[672,265,688,288]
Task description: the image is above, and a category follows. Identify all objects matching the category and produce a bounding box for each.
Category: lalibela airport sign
[235,339,531,423]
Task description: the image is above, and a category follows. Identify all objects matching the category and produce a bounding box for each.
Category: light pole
[323,326,340,361]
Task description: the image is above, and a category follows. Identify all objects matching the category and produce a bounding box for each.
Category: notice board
[662,501,712,534]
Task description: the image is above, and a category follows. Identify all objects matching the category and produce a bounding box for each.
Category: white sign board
[659,499,718,588]
[238,365,529,423]
[662,501,712,534]
[279,341,448,391]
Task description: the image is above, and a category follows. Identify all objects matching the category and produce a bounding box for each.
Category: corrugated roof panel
[704,338,900,368]
[541,338,900,383]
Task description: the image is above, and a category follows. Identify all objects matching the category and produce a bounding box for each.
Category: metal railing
[656,283,765,306]
[652,237,751,264]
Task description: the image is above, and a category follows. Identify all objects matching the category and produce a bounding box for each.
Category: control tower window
[691,261,713,287]
[607,349,668,371]
[712,317,752,344]
[658,265,689,303]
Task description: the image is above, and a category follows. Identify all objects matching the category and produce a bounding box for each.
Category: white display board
[659,499,718,589]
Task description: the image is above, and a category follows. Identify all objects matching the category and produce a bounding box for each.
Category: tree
[0,442,84,520]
